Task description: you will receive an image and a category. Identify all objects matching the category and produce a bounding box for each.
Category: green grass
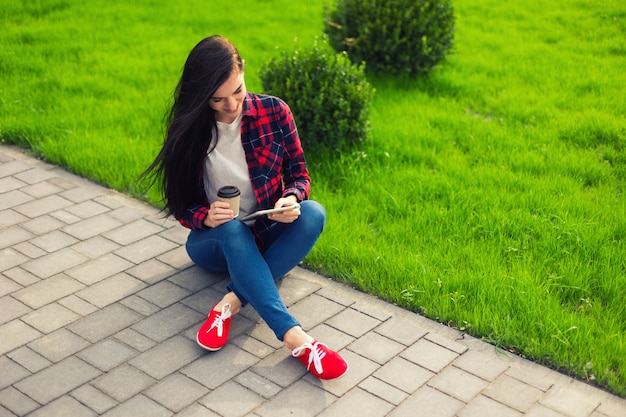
[2,0,625,396]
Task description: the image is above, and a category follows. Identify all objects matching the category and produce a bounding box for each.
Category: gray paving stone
[62,214,124,240]
[115,235,178,264]
[505,361,557,392]
[28,328,90,362]
[167,266,218,292]
[103,218,165,245]
[250,348,305,388]
[318,387,394,417]
[400,337,459,372]
[114,328,158,352]
[2,267,39,287]
[14,167,56,185]
[21,248,88,279]
[347,331,405,365]
[131,303,204,343]
[373,356,434,394]
[21,302,80,333]
[424,331,468,354]
[15,194,73,218]
[92,194,125,210]
[483,373,543,412]
[374,316,428,346]
[0,296,31,325]
[0,209,28,230]
[120,295,161,316]
[388,385,464,417]
[12,274,85,309]
[156,246,194,270]
[200,380,264,416]
[0,177,26,193]
[0,356,29,390]
[136,280,192,308]
[0,386,39,416]
[65,200,110,219]
[597,396,626,417]
[67,253,134,285]
[70,384,118,415]
[428,365,489,402]
[75,272,147,308]
[77,338,137,372]
[158,225,189,245]
[0,226,34,251]
[310,349,379,397]
[307,323,355,352]
[129,336,204,380]
[540,384,601,417]
[145,373,209,413]
[458,394,523,417]
[7,346,51,373]
[68,303,143,343]
[20,215,66,235]
[232,335,276,359]
[0,276,22,298]
[234,370,283,399]
[0,159,32,178]
[325,307,382,338]
[58,184,106,204]
[29,230,78,253]
[13,241,47,258]
[253,379,337,417]
[29,396,97,417]
[358,376,408,406]
[92,364,156,402]
[107,205,147,223]
[126,259,179,287]
[315,286,356,308]
[288,293,346,331]
[182,345,259,389]
[245,321,284,350]
[453,348,510,381]
[58,294,99,316]
[0,320,41,356]
[0,190,34,211]
[71,236,121,259]
[101,394,173,417]
[49,209,82,224]
[14,356,101,404]
[0,249,29,274]
[524,404,568,417]
[274,276,320,307]
[174,403,220,417]
[21,180,63,198]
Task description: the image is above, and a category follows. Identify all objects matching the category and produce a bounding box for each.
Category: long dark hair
[142,35,244,218]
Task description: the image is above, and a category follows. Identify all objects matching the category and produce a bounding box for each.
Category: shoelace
[292,341,327,375]
[207,303,232,337]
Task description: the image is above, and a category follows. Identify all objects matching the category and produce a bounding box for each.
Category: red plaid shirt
[178,92,311,248]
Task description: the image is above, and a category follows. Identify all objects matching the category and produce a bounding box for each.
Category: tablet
[240,203,300,222]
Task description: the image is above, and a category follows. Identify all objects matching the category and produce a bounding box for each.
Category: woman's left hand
[268,196,300,223]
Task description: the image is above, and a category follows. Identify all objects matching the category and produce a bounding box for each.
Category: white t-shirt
[203,113,258,224]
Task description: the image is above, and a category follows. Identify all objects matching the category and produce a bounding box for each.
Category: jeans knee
[300,200,326,232]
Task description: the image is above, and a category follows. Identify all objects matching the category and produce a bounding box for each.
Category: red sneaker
[196,303,232,351]
[292,340,349,380]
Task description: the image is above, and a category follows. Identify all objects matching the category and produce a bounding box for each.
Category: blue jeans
[185,200,326,341]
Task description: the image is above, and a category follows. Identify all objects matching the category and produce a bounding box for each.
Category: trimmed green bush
[324,0,456,76]
[259,38,374,151]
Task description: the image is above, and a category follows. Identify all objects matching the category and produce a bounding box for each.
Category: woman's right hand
[203,201,235,228]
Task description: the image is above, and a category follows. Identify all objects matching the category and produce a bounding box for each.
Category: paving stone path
[1,144,625,417]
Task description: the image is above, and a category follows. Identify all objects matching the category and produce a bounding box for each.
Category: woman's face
[209,70,246,123]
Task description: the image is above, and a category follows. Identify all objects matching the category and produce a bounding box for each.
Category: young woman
[143,35,348,380]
